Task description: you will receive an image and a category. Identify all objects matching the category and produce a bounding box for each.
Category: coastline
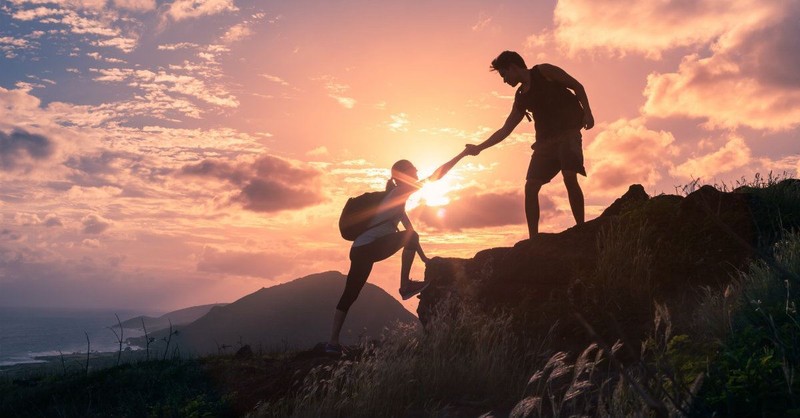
[1,348,147,380]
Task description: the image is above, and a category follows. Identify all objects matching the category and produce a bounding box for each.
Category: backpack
[338,190,390,241]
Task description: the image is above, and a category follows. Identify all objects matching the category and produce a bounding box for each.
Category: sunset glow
[0,0,797,313]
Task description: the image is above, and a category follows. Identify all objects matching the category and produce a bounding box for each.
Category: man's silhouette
[466,51,594,238]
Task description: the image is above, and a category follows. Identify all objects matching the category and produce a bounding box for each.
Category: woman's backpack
[338,191,390,241]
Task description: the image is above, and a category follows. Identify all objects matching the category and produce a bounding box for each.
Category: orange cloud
[197,247,293,278]
[81,213,112,234]
[552,0,800,132]
[584,118,677,197]
[0,129,55,172]
[643,7,800,131]
[113,0,155,12]
[553,0,779,58]
[671,135,752,179]
[180,154,326,213]
[413,187,540,231]
[163,0,237,22]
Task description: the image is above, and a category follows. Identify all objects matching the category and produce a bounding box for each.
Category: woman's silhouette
[327,150,467,354]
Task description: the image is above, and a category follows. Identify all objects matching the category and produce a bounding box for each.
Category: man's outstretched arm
[465,108,525,156]
[538,63,594,130]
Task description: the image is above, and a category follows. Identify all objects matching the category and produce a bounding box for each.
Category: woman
[327,150,468,354]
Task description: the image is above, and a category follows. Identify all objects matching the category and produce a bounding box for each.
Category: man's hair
[491,51,526,72]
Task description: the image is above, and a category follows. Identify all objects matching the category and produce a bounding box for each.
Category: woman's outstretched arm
[424,149,469,183]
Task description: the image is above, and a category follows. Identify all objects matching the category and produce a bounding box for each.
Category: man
[466,51,594,238]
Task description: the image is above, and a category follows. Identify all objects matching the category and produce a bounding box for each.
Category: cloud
[82,238,100,248]
[584,118,677,197]
[14,213,63,227]
[642,4,800,131]
[221,22,253,44]
[197,247,293,278]
[0,229,23,241]
[90,67,239,119]
[260,73,289,86]
[11,7,65,21]
[551,0,800,132]
[81,213,112,234]
[552,0,780,58]
[157,42,199,51]
[92,36,138,53]
[43,214,63,227]
[315,75,356,109]
[472,13,492,32]
[163,0,237,22]
[63,151,137,189]
[86,51,126,63]
[671,135,752,179]
[180,154,326,213]
[307,146,328,157]
[180,159,247,184]
[60,11,123,37]
[414,188,540,231]
[237,179,325,213]
[0,250,249,310]
[0,129,55,172]
[113,0,156,12]
[388,113,409,132]
[0,36,31,58]
[7,3,140,53]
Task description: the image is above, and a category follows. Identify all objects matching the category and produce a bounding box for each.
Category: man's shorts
[526,129,586,183]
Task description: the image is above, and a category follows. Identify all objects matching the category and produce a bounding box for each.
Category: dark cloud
[180,154,326,213]
[252,155,319,183]
[736,5,800,89]
[1,229,22,241]
[0,129,54,171]
[64,151,160,194]
[180,159,248,185]
[197,247,293,278]
[236,178,324,212]
[82,214,111,234]
[43,215,63,227]
[64,151,135,175]
[45,181,75,191]
[413,188,555,231]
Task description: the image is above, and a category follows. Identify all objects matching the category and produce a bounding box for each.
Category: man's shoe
[399,280,430,300]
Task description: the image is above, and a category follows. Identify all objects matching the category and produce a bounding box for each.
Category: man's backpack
[338,190,390,241]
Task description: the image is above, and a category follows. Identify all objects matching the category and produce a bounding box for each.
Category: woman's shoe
[399,280,430,300]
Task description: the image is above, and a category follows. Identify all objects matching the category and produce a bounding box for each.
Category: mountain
[162,271,417,356]
[116,303,227,332]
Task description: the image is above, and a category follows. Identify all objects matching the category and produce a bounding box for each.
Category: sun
[406,168,459,210]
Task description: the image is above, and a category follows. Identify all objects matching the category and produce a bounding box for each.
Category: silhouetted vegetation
[2,175,798,417]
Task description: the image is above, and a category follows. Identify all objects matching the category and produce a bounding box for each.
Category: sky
[0,0,798,313]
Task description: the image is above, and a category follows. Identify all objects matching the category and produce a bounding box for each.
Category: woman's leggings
[336,230,420,313]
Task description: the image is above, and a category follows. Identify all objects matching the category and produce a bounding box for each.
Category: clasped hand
[464,144,481,156]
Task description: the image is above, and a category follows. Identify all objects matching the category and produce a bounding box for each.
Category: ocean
[0,307,153,367]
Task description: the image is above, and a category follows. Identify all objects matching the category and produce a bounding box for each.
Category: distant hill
[154,271,417,356]
[117,304,227,332]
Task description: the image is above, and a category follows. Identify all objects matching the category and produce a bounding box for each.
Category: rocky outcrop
[418,180,799,351]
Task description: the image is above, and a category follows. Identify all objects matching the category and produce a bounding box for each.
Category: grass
[253,300,553,417]
[0,359,235,417]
